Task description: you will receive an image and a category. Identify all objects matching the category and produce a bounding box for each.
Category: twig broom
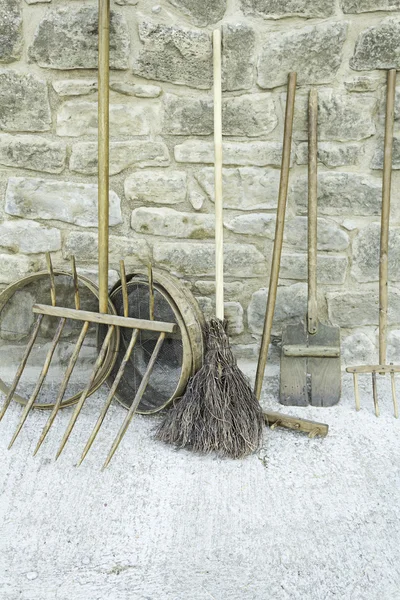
[155,29,264,458]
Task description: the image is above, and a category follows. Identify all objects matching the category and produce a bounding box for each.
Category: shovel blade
[308,323,341,407]
[280,322,308,406]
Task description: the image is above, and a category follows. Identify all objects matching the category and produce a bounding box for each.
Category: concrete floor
[0,367,400,600]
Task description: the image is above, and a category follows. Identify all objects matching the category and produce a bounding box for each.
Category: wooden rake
[346,69,399,419]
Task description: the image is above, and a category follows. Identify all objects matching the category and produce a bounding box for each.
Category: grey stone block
[342,0,400,13]
[225,214,276,237]
[131,207,214,239]
[0,70,51,132]
[0,220,61,254]
[371,137,400,169]
[326,289,400,327]
[64,232,150,263]
[0,254,34,284]
[242,0,334,18]
[125,171,187,206]
[352,223,400,282]
[296,142,360,167]
[351,17,400,70]
[222,23,255,91]
[0,135,66,174]
[248,283,308,334]
[285,217,350,252]
[29,6,129,70]
[258,22,347,89]
[341,332,376,367]
[0,0,22,63]
[166,0,226,26]
[280,254,348,284]
[175,141,286,167]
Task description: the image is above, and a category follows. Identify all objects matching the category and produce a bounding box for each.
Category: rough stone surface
[0,220,61,254]
[285,217,350,252]
[387,329,400,363]
[224,302,244,335]
[242,0,334,18]
[57,101,160,137]
[109,82,161,98]
[291,172,382,217]
[352,223,400,282]
[343,0,400,13]
[258,22,347,89]
[64,232,150,263]
[166,0,226,26]
[280,254,348,284]
[153,242,267,277]
[52,80,98,97]
[0,0,22,63]
[341,331,376,367]
[0,254,34,284]
[371,137,400,169]
[326,289,400,327]
[5,178,122,227]
[125,171,187,206]
[317,91,376,141]
[351,18,400,70]
[175,141,285,166]
[0,289,35,341]
[163,93,277,137]
[0,135,66,174]
[296,142,360,167]
[0,71,51,132]
[222,23,255,91]
[70,141,169,175]
[29,7,130,70]
[225,213,276,237]
[195,167,280,210]
[344,75,382,92]
[132,20,212,89]
[248,283,308,333]
[131,207,214,239]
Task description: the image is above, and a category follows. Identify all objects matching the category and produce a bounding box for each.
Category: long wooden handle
[98,0,110,314]
[254,72,297,400]
[307,88,318,335]
[213,29,224,321]
[379,69,396,364]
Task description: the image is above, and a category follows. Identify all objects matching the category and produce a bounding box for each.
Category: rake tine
[55,324,115,460]
[102,331,166,470]
[120,260,128,318]
[390,370,398,418]
[77,328,140,466]
[353,372,360,412]
[33,320,90,456]
[46,252,57,307]
[0,314,44,422]
[71,256,80,310]
[148,263,154,321]
[372,371,380,417]
[8,317,66,449]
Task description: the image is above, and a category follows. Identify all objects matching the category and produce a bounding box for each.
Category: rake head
[346,364,399,418]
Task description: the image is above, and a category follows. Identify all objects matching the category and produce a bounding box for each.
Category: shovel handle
[308,89,318,335]
[379,69,396,364]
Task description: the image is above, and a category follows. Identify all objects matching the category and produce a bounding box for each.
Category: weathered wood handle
[307,88,318,335]
[263,411,329,437]
[213,29,224,321]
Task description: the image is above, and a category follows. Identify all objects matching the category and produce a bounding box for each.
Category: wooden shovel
[280,89,341,407]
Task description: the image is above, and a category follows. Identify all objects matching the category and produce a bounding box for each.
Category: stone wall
[1,0,400,367]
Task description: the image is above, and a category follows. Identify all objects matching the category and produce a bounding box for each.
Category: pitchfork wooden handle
[213,28,224,321]
[307,89,318,335]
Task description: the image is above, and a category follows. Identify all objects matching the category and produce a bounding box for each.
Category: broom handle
[213,29,224,321]
[380,69,396,364]
[254,72,297,400]
[308,89,318,335]
[98,0,110,314]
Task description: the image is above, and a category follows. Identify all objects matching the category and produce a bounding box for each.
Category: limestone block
[280,254,348,284]
[125,171,187,205]
[52,80,98,97]
[175,141,285,167]
[0,220,61,254]
[131,207,214,239]
[341,332,376,367]
[163,93,277,137]
[132,20,212,89]
[153,242,267,277]
[258,22,347,89]
[285,217,350,252]
[224,302,244,335]
[325,289,400,327]
[0,254,34,284]
[387,330,400,363]
[248,283,308,333]
[109,82,161,98]
[291,173,382,217]
[352,223,400,282]
[0,71,51,132]
[222,23,255,91]
[351,18,400,70]
[195,167,280,210]
[29,6,129,70]
[0,0,22,63]
[57,101,160,137]
[64,232,150,263]
[296,142,360,167]
[70,141,169,175]
[225,214,276,237]
[166,0,226,26]
[0,290,35,341]
[5,178,122,227]
[0,134,66,174]
[371,137,400,169]
[242,0,334,18]
[343,0,400,13]
[344,75,382,92]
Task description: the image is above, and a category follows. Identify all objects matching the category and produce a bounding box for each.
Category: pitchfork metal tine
[102,331,166,470]
[55,324,115,460]
[8,316,66,449]
[372,372,380,417]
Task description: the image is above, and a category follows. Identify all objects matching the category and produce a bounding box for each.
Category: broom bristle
[155,318,264,459]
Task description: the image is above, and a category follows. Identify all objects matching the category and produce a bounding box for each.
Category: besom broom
[155,29,264,458]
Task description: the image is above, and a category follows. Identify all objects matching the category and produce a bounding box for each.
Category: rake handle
[213,29,224,321]
[307,89,318,335]
[379,69,396,364]
[98,0,110,315]
[254,72,297,401]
